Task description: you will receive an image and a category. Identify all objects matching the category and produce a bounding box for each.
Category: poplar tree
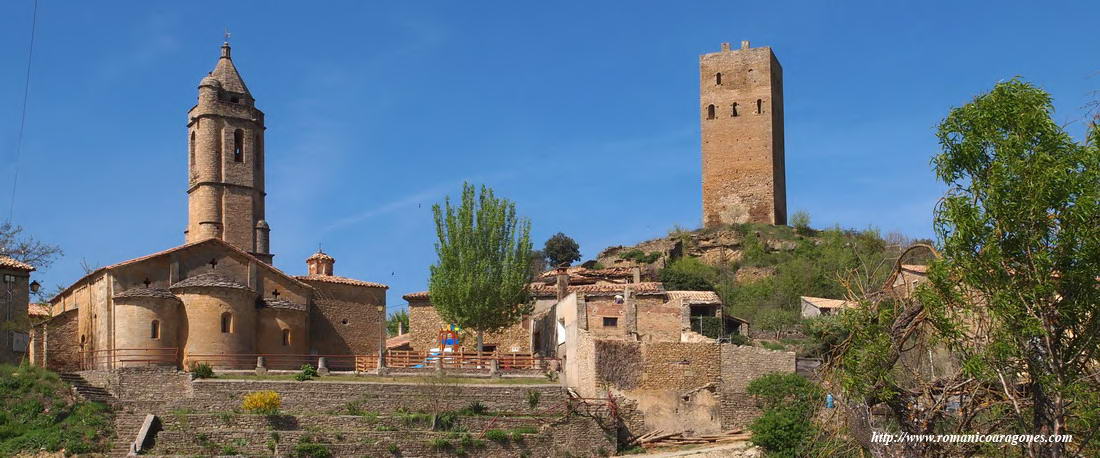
[429,183,533,351]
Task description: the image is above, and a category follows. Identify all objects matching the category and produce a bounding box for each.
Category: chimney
[631,267,641,284]
[720,42,731,52]
[741,40,750,50]
[556,271,570,301]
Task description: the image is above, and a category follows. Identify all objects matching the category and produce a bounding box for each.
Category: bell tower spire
[185,41,273,264]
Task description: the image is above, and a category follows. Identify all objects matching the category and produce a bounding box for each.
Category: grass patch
[210,373,548,385]
[0,364,113,455]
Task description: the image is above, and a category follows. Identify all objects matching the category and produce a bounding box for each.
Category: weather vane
[224,27,231,43]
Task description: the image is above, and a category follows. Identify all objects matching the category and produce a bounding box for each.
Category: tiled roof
[28,303,50,317]
[667,290,722,304]
[530,281,665,297]
[260,298,307,311]
[537,266,635,281]
[306,251,335,262]
[403,291,430,301]
[801,296,858,310]
[295,275,388,289]
[170,272,253,291]
[0,256,35,271]
[387,333,412,349]
[113,287,177,300]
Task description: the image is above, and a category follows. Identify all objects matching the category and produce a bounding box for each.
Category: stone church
[33,42,388,371]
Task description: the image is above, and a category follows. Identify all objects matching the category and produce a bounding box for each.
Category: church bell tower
[185,41,273,263]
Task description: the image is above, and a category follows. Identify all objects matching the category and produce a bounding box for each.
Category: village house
[0,256,35,365]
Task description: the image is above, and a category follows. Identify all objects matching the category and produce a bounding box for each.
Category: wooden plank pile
[633,429,752,448]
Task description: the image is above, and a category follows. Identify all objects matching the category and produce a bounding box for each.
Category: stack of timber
[633,429,752,447]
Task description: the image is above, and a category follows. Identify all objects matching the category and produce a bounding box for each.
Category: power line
[7,0,39,223]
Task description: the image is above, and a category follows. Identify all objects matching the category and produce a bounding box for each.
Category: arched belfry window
[731,103,739,117]
[715,72,722,85]
[151,320,161,339]
[706,104,716,120]
[221,312,233,333]
[282,329,291,346]
[233,129,244,162]
[756,99,763,114]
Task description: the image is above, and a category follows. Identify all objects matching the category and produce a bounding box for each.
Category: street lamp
[30,280,40,294]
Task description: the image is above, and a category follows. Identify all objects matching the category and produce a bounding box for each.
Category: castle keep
[700,41,787,226]
[31,43,388,371]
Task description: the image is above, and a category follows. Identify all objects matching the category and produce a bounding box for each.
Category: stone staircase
[60,373,149,457]
[59,372,112,404]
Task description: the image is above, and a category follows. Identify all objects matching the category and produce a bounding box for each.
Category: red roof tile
[0,256,35,271]
[296,275,388,289]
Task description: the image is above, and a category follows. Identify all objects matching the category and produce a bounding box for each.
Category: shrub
[760,341,785,351]
[727,333,751,346]
[526,390,541,409]
[386,443,400,454]
[427,438,451,450]
[659,257,717,291]
[620,249,660,264]
[189,362,214,379]
[790,210,812,236]
[220,445,240,455]
[241,390,281,416]
[458,401,488,416]
[485,429,509,442]
[746,373,822,457]
[295,364,319,381]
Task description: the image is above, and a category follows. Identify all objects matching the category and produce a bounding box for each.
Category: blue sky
[2,1,1097,313]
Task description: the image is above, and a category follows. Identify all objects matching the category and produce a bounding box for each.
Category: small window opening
[731,103,739,117]
[189,131,196,168]
[151,320,161,339]
[221,312,233,333]
[282,329,291,346]
[341,319,349,325]
[233,129,243,162]
[715,72,722,85]
[603,317,618,328]
[756,99,763,114]
[230,96,240,104]
[706,104,716,120]
[481,345,498,353]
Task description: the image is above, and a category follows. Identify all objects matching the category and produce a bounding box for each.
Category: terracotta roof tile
[113,287,177,300]
[28,303,50,317]
[667,290,722,304]
[387,334,412,349]
[170,272,253,291]
[0,256,35,271]
[306,251,335,262]
[530,281,665,297]
[295,275,388,289]
[801,296,858,310]
[403,291,430,301]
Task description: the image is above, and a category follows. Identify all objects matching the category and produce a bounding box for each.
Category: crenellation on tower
[700,41,787,227]
[185,42,273,263]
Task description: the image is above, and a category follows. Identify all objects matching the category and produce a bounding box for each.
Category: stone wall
[718,343,796,429]
[36,309,79,372]
[637,342,720,391]
[305,280,385,355]
[406,298,531,353]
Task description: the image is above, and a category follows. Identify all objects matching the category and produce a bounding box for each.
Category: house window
[233,129,244,162]
[282,329,291,346]
[221,312,233,333]
[706,104,716,120]
[151,320,160,339]
[602,317,618,328]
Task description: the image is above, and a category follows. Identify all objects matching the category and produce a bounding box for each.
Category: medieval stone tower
[185,42,272,263]
[700,41,787,227]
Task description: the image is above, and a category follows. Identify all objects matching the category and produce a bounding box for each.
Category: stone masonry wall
[718,343,796,429]
[407,299,531,353]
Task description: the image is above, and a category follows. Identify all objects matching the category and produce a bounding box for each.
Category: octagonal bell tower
[185,41,273,263]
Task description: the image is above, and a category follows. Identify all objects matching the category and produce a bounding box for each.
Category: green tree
[386,310,409,337]
[789,210,812,236]
[921,79,1100,457]
[543,232,581,267]
[429,183,533,351]
[659,257,717,291]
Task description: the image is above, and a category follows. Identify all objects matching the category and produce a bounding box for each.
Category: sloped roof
[0,256,35,271]
[209,43,250,95]
[259,298,307,311]
[403,291,430,301]
[667,290,722,304]
[801,296,858,310]
[296,275,388,289]
[529,281,665,297]
[113,287,177,300]
[28,303,50,317]
[170,272,253,291]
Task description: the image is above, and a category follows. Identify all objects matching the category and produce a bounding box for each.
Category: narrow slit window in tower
[715,72,722,85]
[756,99,763,114]
[190,131,196,168]
[731,103,739,117]
[151,320,160,339]
[233,129,243,162]
[282,329,291,346]
[706,104,716,120]
[254,133,261,171]
[221,312,233,333]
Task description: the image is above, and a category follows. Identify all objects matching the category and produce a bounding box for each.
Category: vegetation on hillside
[0,364,112,454]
